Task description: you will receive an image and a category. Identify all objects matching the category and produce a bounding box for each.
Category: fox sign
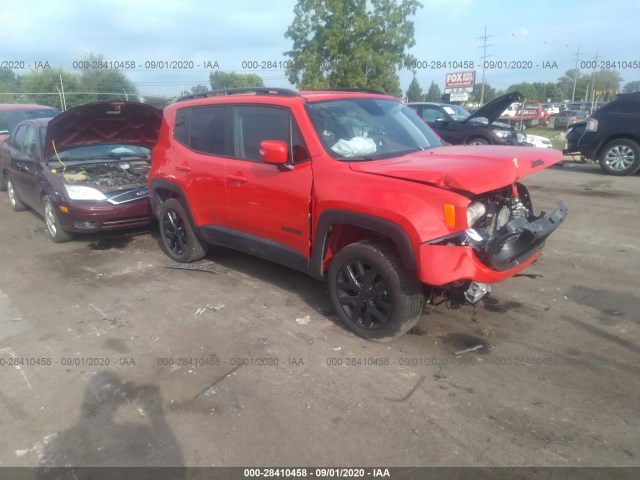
[445,71,476,88]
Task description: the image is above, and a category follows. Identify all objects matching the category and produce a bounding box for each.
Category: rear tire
[0,171,7,191]
[328,240,424,342]
[158,198,207,262]
[7,179,27,211]
[43,197,73,243]
[598,139,640,176]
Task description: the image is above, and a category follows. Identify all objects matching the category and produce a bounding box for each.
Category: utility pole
[589,50,599,108]
[571,47,582,102]
[477,26,493,105]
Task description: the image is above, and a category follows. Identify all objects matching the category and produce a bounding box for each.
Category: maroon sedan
[0,101,161,242]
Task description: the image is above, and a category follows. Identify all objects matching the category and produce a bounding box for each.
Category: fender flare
[310,209,416,279]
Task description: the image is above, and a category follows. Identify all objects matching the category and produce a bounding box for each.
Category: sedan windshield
[307,98,443,160]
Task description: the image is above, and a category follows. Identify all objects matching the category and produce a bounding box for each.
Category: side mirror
[260,140,288,165]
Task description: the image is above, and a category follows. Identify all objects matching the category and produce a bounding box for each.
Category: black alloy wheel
[328,240,424,341]
[159,198,207,262]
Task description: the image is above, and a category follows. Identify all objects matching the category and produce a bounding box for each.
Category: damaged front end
[54,159,151,204]
[420,182,567,305]
[463,183,567,272]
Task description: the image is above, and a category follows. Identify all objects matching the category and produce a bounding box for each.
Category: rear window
[0,108,57,133]
[173,106,230,156]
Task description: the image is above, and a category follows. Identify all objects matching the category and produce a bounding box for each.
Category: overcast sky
[1,0,639,97]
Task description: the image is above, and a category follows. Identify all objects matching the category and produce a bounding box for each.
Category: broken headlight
[466,201,486,228]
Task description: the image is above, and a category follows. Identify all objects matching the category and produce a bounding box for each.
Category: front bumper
[55,198,153,233]
[417,202,567,286]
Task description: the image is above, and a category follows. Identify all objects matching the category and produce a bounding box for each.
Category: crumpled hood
[464,91,524,124]
[44,101,162,159]
[349,145,563,194]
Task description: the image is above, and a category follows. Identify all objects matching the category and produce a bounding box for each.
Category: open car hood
[463,91,524,124]
[349,145,562,194]
[44,101,162,159]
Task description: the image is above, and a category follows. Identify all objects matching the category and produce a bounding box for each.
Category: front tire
[599,139,640,176]
[158,198,207,262]
[7,179,27,211]
[467,137,489,146]
[328,240,424,342]
[44,197,73,243]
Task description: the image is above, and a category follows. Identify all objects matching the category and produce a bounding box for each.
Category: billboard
[445,71,476,89]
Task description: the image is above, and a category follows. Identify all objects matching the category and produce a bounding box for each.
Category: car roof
[169,88,399,111]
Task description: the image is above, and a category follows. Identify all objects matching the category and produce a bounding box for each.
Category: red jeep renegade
[149,88,566,341]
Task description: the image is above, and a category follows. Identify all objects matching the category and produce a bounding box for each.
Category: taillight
[585,118,598,132]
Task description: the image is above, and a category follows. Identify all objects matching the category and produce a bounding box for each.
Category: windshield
[307,98,443,160]
[48,144,151,165]
[0,108,58,134]
[442,104,471,121]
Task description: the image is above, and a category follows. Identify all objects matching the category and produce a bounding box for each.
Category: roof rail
[311,88,389,95]
[177,87,300,102]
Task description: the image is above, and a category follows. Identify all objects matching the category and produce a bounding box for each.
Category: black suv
[408,92,525,146]
[564,92,640,175]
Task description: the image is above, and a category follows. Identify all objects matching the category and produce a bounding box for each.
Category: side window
[173,106,229,156]
[420,106,444,123]
[21,126,36,160]
[12,125,28,150]
[233,106,309,163]
[174,108,190,146]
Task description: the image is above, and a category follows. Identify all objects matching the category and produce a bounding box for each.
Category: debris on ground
[454,344,484,355]
[194,304,225,315]
[331,346,342,352]
[295,315,310,325]
[385,375,425,402]
[166,261,229,275]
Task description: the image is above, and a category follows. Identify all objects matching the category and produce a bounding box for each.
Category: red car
[1,101,162,242]
[149,88,567,341]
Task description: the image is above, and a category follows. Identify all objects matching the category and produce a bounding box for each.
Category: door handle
[227,173,247,184]
[175,163,192,172]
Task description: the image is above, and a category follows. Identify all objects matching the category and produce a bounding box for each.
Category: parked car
[524,134,553,149]
[553,110,587,130]
[501,102,520,118]
[0,104,59,189]
[408,92,525,145]
[541,103,560,116]
[1,101,162,242]
[564,92,640,175]
[149,87,566,341]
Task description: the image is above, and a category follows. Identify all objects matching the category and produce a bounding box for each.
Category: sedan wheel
[599,139,640,176]
[7,179,27,211]
[43,197,72,243]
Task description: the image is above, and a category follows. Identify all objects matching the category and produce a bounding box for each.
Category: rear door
[224,105,313,260]
[171,105,230,228]
[7,123,40,209]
